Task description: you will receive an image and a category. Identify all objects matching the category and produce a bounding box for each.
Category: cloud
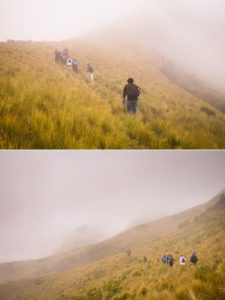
[0,151,225,262]
[0,0,139,40]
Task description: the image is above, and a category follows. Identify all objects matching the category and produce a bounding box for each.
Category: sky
[0,0,139,41]
[0,0,224,89]
[0,151,225,262]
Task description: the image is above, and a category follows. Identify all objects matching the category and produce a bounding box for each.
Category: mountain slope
[0,191,225,283]
[0,39,225,149]
[0,191,225,299]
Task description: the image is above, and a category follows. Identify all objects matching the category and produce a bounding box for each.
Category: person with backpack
[123,78,141,114]
[190,251,198,264]
[72,59,79,72]
[162,255,167,264]
[87,63,94,81]
[60,48,68,65]
[59,51,63,64]
[180,255,187,266]
[54,49,60,64]
[167,254,174,267]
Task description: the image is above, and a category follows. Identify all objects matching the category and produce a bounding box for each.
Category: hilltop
[0,38,225,149]
[0,190,225,299]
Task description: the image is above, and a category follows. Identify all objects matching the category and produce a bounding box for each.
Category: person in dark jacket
[190,251,198,264]
[123,78,141,114]
[54,49,60,63]
[167,254,174,267]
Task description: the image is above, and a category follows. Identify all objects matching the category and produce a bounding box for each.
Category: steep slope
[0,190,224,286]
[0,39,225,149]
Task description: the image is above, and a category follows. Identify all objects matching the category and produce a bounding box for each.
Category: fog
[100,0,225,90]
[0,151,225,262]
[137,0,225,90]
[0,0,224,89]
[0,0,139,41]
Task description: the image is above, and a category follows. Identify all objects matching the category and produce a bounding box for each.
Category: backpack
[88,65,94,73]
[168,256,174,266]
[191,255,198,263]
[72,60,78,66]
[126,84,140,98]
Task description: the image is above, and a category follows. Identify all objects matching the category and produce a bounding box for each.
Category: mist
[138,0,225,90]
[0,151,225,263]
[100,0,225,90]
[0,0,139,41]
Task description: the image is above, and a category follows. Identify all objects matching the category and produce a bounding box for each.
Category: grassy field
[0,39,225,149]
[0,192,224,300]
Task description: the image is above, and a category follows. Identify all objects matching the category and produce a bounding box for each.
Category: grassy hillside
[0,191,225,300]
[0,39,225,149]
[0,190,221,284]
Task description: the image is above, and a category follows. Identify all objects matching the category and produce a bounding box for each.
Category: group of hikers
[54,49,142,114]
[162,251,198,267]
[126,249,199,267]
[54,48,94,81]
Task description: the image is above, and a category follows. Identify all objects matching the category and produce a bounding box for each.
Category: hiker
[61,48,68,65]
[59,52,63,64]
[143,256,147,263]
[190,251,198,264]
[62,54,67,65]
[63,48,69,59]
[167,254,174,267]
[180,255,187,266]
[87,63,94,81]
[123,78,141,114]
[66,58,72,66]
[72,59,79,72]
[127,249,132,257]
[162,255,167,264]
[54,49,60,63]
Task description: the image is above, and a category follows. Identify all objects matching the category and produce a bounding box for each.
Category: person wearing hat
[123,78,141,114]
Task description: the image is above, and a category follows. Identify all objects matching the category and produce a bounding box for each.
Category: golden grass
[0,40,225,149]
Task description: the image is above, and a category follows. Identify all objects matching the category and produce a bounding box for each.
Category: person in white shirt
[180,255,187,266]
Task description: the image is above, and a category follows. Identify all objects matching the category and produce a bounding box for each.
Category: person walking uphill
[123,78,141,114]
[167,254,174,267]
[87,63,94,81]
[190,251,198,264]
[180,255,187,266]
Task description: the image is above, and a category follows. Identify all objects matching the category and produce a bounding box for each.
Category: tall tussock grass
[0,40,225,149]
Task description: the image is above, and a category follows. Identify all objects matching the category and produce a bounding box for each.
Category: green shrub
[104,279,122,298]
[201,106,216,116]
[131,269,142,277]
[116,292,130,300]
[140,287,148,296]
[86,288,102,300]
